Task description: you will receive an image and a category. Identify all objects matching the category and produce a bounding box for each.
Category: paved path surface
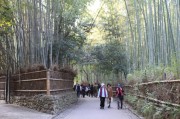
[54,97,141,119]
[0,101,53,119]
[0,97,141,119]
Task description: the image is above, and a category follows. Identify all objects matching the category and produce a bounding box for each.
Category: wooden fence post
[46,70,50,95]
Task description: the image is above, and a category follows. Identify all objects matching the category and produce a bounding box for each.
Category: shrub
[125,95,138,108]
[169,108,180,119]
[136,100,145,114]
[141,103,156,119]
[153,108,163,119]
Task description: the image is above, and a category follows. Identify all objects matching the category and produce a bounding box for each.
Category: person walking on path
[93,84,98,97]
[81,84,86,98]
[90,84,94,97]
[76,84,81,98]
[98,83,108,109]
[116,83,124,109]
[107,83,113,108]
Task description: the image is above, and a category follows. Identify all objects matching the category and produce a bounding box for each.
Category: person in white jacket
[98,83,108,109]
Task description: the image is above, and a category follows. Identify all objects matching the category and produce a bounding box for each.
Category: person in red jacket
[116,83,124,109]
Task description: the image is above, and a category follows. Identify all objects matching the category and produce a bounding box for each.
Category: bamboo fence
[123,80,180,108]
[0,70,75,97]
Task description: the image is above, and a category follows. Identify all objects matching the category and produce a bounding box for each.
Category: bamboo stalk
[13,89,73,92]
[137,79,180,86]
[14,90,46,92]
[13,78,47,82]
[124,85,133,87]
[11,70,47,76]
[113,80,180,89]
[0,76,6,78]
[11,78,72,82]
[50,88,72,92]
[50,78,73,81]
[46,70,50,95]
[121,80,180,87]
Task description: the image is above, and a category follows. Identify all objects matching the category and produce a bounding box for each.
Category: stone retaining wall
[11,92,77,114]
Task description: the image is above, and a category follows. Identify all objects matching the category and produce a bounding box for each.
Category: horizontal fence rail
[136,79,180,86]
[11,70,47,76]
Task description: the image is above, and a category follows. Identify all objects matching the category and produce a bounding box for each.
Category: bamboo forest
[0,0,180,119]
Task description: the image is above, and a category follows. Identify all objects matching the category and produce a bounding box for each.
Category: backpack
[116,87,123,96]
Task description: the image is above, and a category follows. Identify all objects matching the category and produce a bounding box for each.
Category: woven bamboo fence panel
[123,80,180,108]
[0,70,76,96]
[0,76,6,99]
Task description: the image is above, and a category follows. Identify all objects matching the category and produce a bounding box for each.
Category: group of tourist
[73,83,99,98]
[74,82,124,109]
[97,83,124,109]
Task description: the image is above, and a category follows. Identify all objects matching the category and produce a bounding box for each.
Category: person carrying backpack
[116,83,124,109]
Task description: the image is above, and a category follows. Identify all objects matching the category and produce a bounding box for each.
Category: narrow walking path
[0,102,53,119]
[54,97,141,119]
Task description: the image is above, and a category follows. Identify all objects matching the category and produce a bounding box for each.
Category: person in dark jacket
[81,84,86,98]
[90,84,94,97]
[97,83,101,90]
[76,84,80,98]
